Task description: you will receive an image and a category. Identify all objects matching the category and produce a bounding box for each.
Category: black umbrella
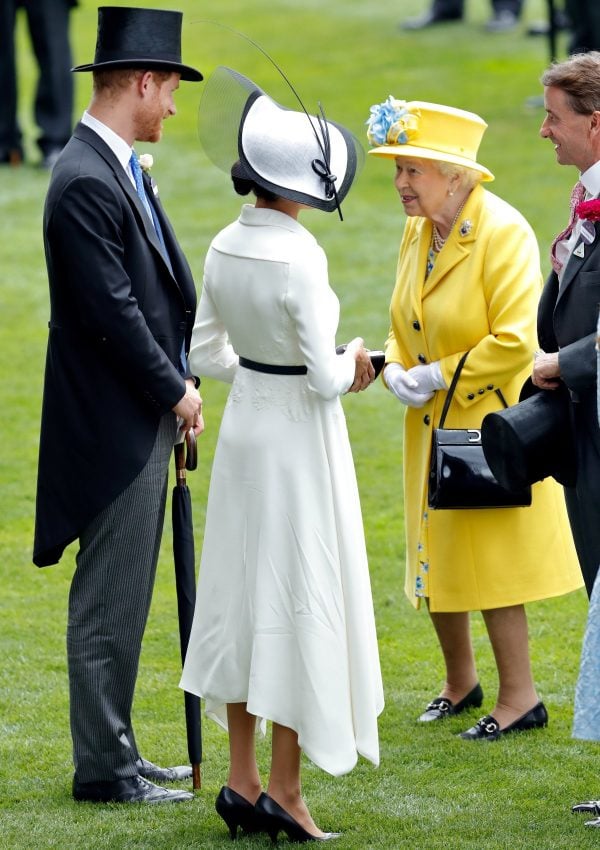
[172,429,202,789]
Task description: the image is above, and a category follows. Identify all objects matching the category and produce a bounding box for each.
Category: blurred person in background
[0,0,78,169]
[402,0,524,32]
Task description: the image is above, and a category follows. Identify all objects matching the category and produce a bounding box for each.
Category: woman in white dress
[180,67,384,842]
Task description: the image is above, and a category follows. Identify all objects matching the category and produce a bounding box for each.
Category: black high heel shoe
[255,792,341,843]
[215,786,263,840]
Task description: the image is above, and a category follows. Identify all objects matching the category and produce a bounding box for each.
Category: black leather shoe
[459,701,548,740]
[401,9,462,30]
[255,793,341,843]
[72,774,194,803]
[215,786,264,840]
[418,683,483,722]
[573,800,600,815]
[136,757,192,783]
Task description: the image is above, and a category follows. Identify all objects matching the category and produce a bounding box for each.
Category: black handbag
[428,352,532,509]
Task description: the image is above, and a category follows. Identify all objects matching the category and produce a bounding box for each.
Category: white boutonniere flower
[138,153,153,172]
[139,153,159,195]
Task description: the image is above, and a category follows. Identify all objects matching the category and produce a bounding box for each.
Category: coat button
[418,353,427,364]
[423,414,431,425]
[487,384,494,390]
[467,393,475,400]
[412,320,421,330]
[478,388,485,394]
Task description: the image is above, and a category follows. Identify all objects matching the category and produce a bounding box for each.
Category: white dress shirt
[80,110,136,188]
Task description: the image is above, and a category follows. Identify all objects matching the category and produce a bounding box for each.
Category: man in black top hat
[33,6,204,804]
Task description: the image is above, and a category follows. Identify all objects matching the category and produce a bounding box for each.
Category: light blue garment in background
[573,573,600,740]
[572,310,600,741]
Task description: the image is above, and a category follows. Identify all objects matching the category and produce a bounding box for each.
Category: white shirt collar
[81,111,135,181]
[580,160,600,198]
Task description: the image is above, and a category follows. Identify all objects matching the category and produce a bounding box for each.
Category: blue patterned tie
[129,151,154,219]
[129,150,171,271]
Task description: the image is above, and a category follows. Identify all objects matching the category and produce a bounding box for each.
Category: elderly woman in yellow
[367,98,583,740]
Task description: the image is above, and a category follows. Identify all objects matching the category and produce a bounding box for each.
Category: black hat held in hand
[481,379,577,490]
[71,6,203,81]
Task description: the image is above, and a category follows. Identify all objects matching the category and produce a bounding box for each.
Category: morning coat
[537,212,600,594]
[33,122,197,567]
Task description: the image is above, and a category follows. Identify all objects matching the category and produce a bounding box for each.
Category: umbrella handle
[174,429,197,479]
[185,429,197,471]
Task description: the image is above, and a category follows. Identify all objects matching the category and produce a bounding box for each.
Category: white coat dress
[180,205,384,777]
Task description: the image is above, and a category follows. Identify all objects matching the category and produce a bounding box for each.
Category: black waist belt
[238,356,307,375]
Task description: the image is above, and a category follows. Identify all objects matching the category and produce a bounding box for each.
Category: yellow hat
[366,97,494,182]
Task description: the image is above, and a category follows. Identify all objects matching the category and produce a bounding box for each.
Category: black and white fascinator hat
[198,66,363,218]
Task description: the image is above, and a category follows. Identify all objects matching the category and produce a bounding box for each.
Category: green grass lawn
[1,0,597,847]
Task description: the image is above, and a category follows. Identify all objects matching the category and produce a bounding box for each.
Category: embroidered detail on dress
[228,368,311,422]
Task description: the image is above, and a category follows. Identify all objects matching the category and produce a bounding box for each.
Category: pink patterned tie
[550,180,586,273]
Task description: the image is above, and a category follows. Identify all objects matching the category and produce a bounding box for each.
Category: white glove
[384,363,434,408]
[406,361,447,394]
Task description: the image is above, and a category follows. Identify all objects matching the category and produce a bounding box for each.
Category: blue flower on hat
[366,96,420,147]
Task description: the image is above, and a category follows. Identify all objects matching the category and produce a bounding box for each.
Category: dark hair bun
[230,160,253,196]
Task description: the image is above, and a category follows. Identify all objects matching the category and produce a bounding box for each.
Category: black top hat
[71,6,202,82]
[481,379,577,490]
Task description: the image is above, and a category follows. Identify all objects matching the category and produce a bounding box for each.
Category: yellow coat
[385,184,583,612]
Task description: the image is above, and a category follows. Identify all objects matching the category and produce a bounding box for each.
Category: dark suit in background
[537,255,600,596]
[0,0,77,167]
[566,0,600,53]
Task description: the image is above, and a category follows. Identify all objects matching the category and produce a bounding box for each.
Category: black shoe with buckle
[573,800,600,815]
[459,701,548,740]
[418,683,483,722]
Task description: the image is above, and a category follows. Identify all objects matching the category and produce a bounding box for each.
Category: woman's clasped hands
[384,361,446,407]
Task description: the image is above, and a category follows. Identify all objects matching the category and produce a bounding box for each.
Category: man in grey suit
[533,50,600,598]
[33,7,204,804]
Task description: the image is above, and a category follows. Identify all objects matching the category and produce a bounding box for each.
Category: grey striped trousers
[67,413,177,782]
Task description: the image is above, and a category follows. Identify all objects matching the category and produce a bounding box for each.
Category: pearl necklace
[431,197,468,253]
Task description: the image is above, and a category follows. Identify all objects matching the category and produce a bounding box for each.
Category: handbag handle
[438,350,508,428]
